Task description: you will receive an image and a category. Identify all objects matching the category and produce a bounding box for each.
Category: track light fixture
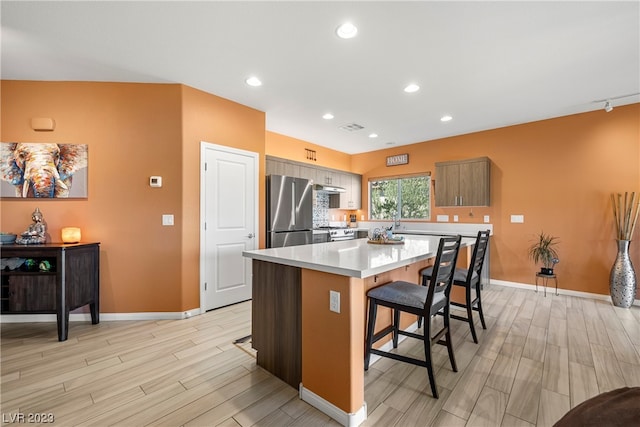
[595,92,639,112]
[604,100,613,113]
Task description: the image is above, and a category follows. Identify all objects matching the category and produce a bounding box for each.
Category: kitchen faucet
[393,211,401,229]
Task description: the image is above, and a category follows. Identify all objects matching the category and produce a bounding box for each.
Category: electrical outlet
[162,214,174,226]
[511,214,524,223]
[329,290,340,313]
[453,215,459,222]
[484,215,490,223]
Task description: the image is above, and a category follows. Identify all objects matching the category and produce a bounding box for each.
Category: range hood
[314,183,346,193]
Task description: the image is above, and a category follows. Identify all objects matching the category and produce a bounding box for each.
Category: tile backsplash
[313,192,330,228]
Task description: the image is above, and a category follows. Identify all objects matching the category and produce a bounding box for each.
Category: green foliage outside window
[369,175,430,220]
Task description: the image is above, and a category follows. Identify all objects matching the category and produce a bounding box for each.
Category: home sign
[386,153,409,166]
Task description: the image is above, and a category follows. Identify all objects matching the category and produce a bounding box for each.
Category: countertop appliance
[267,175,313,248]
[315,226,355,242]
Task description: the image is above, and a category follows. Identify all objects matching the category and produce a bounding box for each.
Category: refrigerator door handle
[291,180,296,227]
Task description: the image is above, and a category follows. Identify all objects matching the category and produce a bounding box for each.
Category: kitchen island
[243,234,475,426]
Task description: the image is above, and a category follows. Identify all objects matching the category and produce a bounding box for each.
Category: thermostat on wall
[150,176,162,187]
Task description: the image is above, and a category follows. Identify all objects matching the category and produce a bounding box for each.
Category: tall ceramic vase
[610,240,637,308]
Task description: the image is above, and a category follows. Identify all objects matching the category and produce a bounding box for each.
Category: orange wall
[351,105,640,297]
[267,105,639,298]
[2,80,637,312]
[266,131,351,171]
[1,80,265,313]
[180,85,265,309]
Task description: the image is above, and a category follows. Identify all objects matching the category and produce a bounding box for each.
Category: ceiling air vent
[339,123,364,132]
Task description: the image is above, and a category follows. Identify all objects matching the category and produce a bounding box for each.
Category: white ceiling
[2,1,639,155]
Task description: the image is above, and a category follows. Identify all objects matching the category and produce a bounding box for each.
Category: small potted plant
[528,231,560,275]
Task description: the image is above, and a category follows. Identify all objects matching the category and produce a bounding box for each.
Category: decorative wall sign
[305,148,317,161]
[386,153,409,166]
[1,142,88,198]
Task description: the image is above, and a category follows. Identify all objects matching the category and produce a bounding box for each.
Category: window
[369,174,431,220]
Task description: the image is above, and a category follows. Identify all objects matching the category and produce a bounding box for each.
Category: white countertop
[243,234,475,278]
[358,222,493,238]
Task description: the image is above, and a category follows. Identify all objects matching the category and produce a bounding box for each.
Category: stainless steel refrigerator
[266,175,313,248]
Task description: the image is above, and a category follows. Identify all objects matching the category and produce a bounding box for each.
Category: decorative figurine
[23,258,37,271]
[15,207,47,245]
[39,260,52,272]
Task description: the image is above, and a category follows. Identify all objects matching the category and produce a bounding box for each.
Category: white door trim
[199,141,259,313]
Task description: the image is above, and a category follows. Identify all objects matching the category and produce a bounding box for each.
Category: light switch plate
[150,176,162,187]
[162,214,174,226]
[437,215,449,222]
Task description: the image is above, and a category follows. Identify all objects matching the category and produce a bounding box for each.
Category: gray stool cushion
[367,280,445,312]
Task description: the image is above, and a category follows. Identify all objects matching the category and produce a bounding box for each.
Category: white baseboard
[0,307,202,323]
[489,279,640,307]
[300,320,419,426]
[299,384,367,427]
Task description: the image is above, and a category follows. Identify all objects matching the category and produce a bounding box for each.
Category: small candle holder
[61,227,81,244]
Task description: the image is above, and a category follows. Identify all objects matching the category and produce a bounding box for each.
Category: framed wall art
[1,142,88,198]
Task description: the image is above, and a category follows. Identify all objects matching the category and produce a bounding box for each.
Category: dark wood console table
[1,242,100,341]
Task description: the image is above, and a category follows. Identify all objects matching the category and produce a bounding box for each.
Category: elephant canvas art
[1,143,88,198]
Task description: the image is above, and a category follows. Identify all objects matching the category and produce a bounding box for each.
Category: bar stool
[364,235,462,399]
[419,230,490,344]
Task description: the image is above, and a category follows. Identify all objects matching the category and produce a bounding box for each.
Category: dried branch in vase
[611,191,640,241]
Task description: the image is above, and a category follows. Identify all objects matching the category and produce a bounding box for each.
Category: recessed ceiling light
[368,133,378,138]
[336,22,358,39]
[245,76,262,87]
[404,84,420,93]
[440,115,453,122]
[322,113,334,120]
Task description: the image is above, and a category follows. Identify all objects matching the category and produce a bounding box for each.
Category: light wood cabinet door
[282,162,300,178]
[298,165,316,184]
[435,163,461,206]
[435,157,490,207]
[315,168,333,186]
[265,157,279,175]
[351,174,362,209]
[266,157,289,176]
[265,156,300,177]
[337,172,363,209]
[459,159,490,206]
[339,172,351,208]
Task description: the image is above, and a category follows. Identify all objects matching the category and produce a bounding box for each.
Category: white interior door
[200,142,258,311]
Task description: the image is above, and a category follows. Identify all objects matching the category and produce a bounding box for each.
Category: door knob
[247,233,254,238]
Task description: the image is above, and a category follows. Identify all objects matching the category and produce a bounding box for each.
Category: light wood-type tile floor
[2,286,639,426]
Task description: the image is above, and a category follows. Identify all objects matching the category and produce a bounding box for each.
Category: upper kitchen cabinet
[315,168,340,187]
[435,157,490,207]
[350,174,362,209]
[339,173,361,209]
[298,165,317,184]
[266,157,300,177]
[266,156,362,209]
